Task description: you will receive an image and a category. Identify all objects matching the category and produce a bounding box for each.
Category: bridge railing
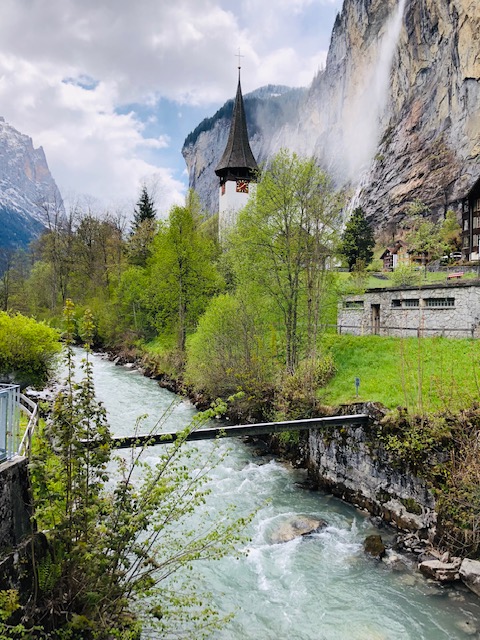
[17,393,39,458]
[0,384,20,462]
[0,384,39,462]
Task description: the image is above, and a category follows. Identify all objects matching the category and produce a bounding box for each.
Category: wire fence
[334,323,477,338]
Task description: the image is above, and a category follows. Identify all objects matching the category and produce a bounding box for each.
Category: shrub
[0,312,61,387]
[389,264,422,287]
[276,355,337,419]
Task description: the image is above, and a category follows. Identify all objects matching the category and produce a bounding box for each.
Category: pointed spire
[215,73,258,180]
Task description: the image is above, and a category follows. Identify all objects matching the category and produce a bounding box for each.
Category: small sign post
[355,377,360,398]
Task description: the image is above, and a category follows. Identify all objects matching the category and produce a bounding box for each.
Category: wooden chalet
[461,177,480,261]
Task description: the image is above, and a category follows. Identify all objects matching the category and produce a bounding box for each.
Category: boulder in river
[270,516,327,543]
[418,558,461,582]
[364,534,386,559]
[459,558,480,597]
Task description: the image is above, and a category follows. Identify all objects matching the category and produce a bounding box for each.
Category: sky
[0,0,344,218]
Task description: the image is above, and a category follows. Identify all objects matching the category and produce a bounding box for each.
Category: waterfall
[344,0,407,214]
[344,0,407,178]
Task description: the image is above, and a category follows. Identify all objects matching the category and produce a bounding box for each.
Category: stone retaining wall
[0,457,32,555]
[305,404,437,538]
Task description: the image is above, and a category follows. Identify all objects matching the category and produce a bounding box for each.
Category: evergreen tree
[341,207,375,271]
[132,184,156,233]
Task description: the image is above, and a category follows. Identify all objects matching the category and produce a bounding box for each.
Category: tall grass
[320,334,480,412]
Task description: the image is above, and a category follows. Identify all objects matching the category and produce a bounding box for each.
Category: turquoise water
[78,350,480,639]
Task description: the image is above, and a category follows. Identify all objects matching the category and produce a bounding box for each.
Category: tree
[128,185,158,266]
[341,207,375,271]
[145,193,222,352]
[132,184,156,233]
[229,150,341,374]
[186,291,274,420]
[440,209,462,253]
[71,214,124,299]
[404,201,448,266]
[35,195,75,310]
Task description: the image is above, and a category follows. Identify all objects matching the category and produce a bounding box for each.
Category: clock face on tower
[236,180,249,194]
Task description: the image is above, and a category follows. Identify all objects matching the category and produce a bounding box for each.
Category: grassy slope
[320,334,480,411]
[337,270,478,290]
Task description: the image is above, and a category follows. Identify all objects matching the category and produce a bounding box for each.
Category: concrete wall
[338,282,480,338]
[0,457,32,554]
[306,404,437,537]
[218,180,256,238]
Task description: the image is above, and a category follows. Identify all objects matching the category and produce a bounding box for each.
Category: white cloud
[0,0,342,208]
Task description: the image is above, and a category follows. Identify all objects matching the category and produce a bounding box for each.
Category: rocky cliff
[183,0,479,231]
[0,117,63,251]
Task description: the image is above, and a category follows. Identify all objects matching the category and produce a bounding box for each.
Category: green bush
[389,264,422,287]
[0,312,61,387]
[276,355,336,419]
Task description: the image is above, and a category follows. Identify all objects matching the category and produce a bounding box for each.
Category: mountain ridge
[0,117,63,251]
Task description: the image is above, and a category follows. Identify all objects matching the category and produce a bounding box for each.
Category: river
[79,350,480,639]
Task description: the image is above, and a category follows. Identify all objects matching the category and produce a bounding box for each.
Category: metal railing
[0,384,20,462]
[17,393,38,458]
[0,384,38,462]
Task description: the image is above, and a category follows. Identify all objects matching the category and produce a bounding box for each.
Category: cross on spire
[236,48,244,71]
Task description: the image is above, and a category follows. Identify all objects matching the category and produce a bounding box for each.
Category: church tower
[215,68,258,237]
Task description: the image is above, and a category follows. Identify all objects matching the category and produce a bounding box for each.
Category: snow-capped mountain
[0,117,63,250]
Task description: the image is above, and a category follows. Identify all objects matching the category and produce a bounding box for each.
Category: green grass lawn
[336,270,478,290]
[320,334,480,412]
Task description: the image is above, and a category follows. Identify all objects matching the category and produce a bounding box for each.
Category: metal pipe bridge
[110,414,370,449]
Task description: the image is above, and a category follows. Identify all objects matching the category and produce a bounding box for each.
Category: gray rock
[364,534,386,559]
[418,559,461,582]
[0,117,63,249]
[459,558,480,598]
[454,619,477,636]
[270,516,327,544]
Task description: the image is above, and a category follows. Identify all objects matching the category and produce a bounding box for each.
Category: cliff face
[183,0,479,229]
[360,0,480,227]
[0,117,63,251]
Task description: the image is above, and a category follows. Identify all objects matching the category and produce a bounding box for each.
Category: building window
[391,299,419,308]
[474,235,479,249]
[463,235,470,248]
[464,218,469,230]
[474,198,480,214]
[344,301,364,309]
[474,216,480,230]
[424,298,455,308]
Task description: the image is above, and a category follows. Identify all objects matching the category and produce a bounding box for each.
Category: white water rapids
[78,350,480,639]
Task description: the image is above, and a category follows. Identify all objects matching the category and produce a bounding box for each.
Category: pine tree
[341,207,375,271]
[132,184,156,233]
